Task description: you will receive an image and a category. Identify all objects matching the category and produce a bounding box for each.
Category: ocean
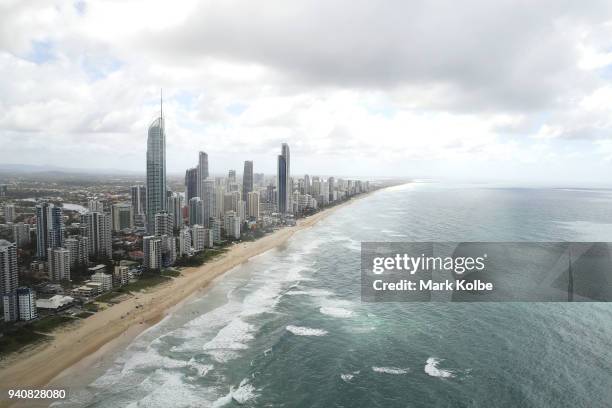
[55,183,612,407]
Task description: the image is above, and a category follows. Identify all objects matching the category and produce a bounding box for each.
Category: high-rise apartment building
[197,151,209,199]
[154,212,173,237]
[111,203,134,232]
[4,204,15,223]
[167,193,184,230]
[82,212,112,260]
[65,235,89,268]
[1,240,19,322]
[49,247,71,281]
[130,185,146,216]
[12,223,31,248]
[247,191,260,220]
[242,161,254,200]
[143,236,162,271]
[185,168,198,201]
[202,179,216,228]
[277,143,291,214]
[35,202,64,259]
[146,101,167,233]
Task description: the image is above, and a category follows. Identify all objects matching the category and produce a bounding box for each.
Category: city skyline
[4,1,612,185]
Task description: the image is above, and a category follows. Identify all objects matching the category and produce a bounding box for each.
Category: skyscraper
[35,202,64,259]
[1,240,18,322]
[130,185,146,216]
[184,168,198,201]
[49,247,70,282]
[154,212,173,237]
[143,236,162,271]
[65,235,89,268]
[188,197,203,226]
[111,203,134,232]
[146,97,167,233]
[12,223,31,248]
[82,212,112,260]
[202,179,216,228]
[4,204,15,223]
[167,193,184,230]
[243,160,254,201]
[197,151,209,199]
[277,143,290,214]
[247,191,260,220]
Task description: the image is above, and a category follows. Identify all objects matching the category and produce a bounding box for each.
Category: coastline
[0,188,383,398]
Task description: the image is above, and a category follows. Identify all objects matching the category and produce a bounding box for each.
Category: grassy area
[161,269,181,277]
[117,274,171,293]
[174,248,229,268]
[96,291,124,303]
[83,303,99,312]
[0,327,49,357]
[75,311,94,319]
[30,315,77,333]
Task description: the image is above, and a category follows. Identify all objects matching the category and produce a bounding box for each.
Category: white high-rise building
[82,212,112,260]
[91,272,113,292]
[154,212,173,237]
[146,101,167,233]
[65,236,89,268]
[224,211,241,239]
[197,151,209,199]
[114,265,130,287]
[49,247,71,282]
[202,179,216,228]
[192,225,212,251]
[16,287,38,321]
[247,191,260,220]
[215,186,225,219]
[143,236,162,271]
[178,227,192,256]
[167,193,184,230]
[4,204,15,223]
[1,240,19,322]
[12,223,31,248]
[211,218,222,243]
[160,234,177,266]
[88,199,104,213]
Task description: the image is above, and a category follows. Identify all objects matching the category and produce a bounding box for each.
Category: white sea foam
[340,373,354,382]
[320,306,353,318]
[203,319,254,351]
[340,370,360,382]
[169,301,242,352]
[286,325,328,336]
[125,369,208,408]
[240,283,282,316]
[187,358,213,377]
[372,366,409,375]
[285,288,333,297]
[424,357,454,378]
[121,350,187,374]
[212,379,257,407]
[342,239,361,252]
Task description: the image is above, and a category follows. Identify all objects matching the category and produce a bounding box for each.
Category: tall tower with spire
[146,90,167,232]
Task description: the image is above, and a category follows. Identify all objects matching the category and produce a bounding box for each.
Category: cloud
[2,0,612,184]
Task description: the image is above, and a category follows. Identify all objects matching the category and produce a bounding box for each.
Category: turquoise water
[58,183,612,407]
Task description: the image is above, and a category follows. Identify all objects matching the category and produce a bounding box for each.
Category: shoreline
[0,188,384,398]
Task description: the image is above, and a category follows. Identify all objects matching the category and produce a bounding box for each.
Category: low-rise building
[36,295,75,311]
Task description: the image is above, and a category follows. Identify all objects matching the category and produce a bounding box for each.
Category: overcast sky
[3,0,612,185]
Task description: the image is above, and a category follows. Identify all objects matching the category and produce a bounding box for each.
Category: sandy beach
[0,192,373,401]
